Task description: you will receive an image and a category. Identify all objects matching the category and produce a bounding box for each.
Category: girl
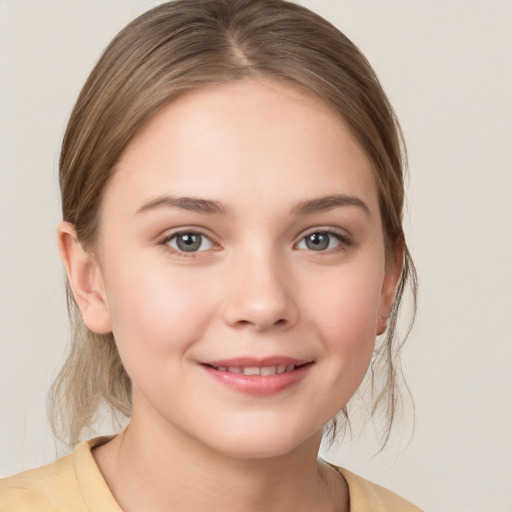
[0,1,421,510]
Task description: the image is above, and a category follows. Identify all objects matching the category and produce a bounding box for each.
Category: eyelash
[159,228,353,258]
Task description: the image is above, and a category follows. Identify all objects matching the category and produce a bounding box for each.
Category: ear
[57,221,112,334]
[377,236,405,336]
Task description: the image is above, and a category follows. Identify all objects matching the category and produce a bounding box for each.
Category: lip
[202,356,309,368]
[199,356,314,395]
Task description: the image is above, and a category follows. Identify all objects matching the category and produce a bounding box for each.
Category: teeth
[242,367,260,376]
[214,364,297,375]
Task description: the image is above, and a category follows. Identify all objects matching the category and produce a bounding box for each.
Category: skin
[58,78,401,512]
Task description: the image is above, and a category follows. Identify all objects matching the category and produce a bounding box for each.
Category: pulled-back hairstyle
[49,0,417,447]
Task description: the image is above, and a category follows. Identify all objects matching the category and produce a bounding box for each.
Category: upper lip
[200,356,312,368]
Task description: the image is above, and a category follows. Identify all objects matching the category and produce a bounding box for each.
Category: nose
[221,249,299,332]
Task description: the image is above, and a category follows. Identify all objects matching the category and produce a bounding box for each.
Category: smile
[201,358,313,395]
[210,364,298,375]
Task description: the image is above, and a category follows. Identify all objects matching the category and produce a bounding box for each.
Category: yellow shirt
[0,437,423,511]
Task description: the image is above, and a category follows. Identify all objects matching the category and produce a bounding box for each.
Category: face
[79,79,398,459]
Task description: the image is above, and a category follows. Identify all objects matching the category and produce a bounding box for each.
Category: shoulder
[0,452,77,511]
[0,437,119,512]
[334,466,424,512]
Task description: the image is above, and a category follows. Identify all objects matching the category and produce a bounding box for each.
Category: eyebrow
[137,195,232,215]
[293,194,371,217]
[137,193,370,217]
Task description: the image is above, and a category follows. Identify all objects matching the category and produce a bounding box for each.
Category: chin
[201,421,323,461]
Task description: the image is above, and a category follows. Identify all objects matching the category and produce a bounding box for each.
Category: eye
[296,231,345,251]
[166,232,214,253]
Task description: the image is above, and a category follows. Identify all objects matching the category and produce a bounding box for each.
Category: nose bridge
[222,241,297,330]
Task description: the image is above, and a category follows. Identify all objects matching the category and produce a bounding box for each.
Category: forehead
[106,78,378,217]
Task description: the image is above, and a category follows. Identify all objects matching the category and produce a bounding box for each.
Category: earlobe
[57,221,112,334]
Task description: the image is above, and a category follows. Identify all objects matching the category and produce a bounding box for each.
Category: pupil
[307,233,329,251]
[177,233,201,252]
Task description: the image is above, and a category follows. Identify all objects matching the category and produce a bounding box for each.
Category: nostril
[232,317,288,330]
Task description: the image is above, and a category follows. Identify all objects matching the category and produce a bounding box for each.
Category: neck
[93,415,348,512]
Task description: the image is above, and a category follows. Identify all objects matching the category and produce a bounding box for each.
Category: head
[50,0,417,448]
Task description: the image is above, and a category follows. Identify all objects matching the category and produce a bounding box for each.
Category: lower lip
[200,363,313,395]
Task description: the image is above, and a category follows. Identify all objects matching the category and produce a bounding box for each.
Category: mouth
[204,363,306,376]
[200,357,314,395]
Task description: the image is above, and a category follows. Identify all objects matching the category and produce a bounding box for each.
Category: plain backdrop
[1,1,511,511]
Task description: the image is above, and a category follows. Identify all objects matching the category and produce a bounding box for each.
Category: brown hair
[49,0,417,447]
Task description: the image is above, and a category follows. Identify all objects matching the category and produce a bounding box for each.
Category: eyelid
[158,225,218,242]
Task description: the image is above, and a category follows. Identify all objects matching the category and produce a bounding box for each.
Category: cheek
[308,259,384,335]
[102,261,216,368]
[303,258,385,379]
